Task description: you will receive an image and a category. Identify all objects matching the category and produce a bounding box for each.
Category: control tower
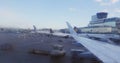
[81,12,120,33]
[97,12,108,19]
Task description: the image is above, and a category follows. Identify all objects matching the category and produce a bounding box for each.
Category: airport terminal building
[80,12,120,34]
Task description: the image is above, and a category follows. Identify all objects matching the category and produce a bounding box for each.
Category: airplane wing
[66,22,120,63]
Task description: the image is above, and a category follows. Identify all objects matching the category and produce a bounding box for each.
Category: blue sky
[0,0,120,29]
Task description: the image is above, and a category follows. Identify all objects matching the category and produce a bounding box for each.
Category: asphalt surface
[0,32,85,63]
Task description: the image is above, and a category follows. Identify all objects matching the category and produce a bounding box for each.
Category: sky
[0,0,120,29]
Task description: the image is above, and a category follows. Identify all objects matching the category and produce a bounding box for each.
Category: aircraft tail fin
[33,25,37,33]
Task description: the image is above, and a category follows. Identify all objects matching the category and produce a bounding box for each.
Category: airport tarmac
[0,33,86,63]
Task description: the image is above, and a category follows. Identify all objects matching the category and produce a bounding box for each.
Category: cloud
[115,10,120,12]
[114,8,120,13]
[100,9,109,12]
[98,8,120,17]
[69,8,77,12]
[0,9,19,20]
[96,0,103,2]
[111,0,119,3]
[0,8,32,28]
[95,0,120,6]
[0,8,24,22]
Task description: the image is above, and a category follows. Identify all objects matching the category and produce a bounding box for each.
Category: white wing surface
[66,22,120,63]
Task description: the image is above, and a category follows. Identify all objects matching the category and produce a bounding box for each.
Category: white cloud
[96,0,103,2]
[115,10,120,12]
[0,8,32,28]
[100,9,109,12]
[111,0,119,3]
[114,8,120,12]
[95,0,120,6]
[69,8,77,12]
[98,8,120,17]
[0,9,18,20]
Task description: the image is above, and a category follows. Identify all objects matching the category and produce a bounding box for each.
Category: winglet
[66,22,77,36]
